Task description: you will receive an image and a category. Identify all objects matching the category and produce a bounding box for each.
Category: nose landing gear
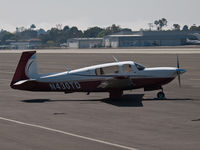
[157,88,166,100]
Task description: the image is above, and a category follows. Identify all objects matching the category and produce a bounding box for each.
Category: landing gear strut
[109,90,123,99]
[157,88,166,100]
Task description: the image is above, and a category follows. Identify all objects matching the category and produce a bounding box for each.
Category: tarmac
[0,48,200,150]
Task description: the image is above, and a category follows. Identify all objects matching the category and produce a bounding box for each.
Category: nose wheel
[157,88,166,100]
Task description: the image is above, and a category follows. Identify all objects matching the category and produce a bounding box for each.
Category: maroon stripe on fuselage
[131,77,174,89]
[11,77,175,93]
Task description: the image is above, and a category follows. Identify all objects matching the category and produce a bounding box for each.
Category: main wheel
[157,92,165,100]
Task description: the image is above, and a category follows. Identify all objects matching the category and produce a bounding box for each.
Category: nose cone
[176,68,186,74]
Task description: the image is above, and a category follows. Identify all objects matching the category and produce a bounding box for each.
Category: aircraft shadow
[102,94,144,107]
[21,94,192,107]
[21,94,144,107]
[21,99,100,103]
[22,99,52,103]
[143,98,192,101]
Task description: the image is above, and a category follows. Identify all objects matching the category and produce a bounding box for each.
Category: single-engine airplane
[10,51,186,99]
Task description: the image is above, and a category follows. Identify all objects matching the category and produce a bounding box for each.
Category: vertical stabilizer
[10,51,37,86]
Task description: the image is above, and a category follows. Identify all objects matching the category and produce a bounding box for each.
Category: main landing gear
[109,90,123,99]
[157,88,166,100]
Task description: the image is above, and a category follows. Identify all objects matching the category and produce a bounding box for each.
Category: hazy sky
[0,0,200,31]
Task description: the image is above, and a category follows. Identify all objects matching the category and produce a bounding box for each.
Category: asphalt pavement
[0,50,200,150]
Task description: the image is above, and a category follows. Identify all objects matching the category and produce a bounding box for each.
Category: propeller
[176,55,181,87]
[176,55,187,87]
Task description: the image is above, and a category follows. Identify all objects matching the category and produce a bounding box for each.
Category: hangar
[104,31,200,48]
[67,38,103,48]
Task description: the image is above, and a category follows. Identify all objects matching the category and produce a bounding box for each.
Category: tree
[182,25,189,31]
[110,24,121,33]
[20,30,37,39]
[69,26,83,38]
[40,26,83,45]
[121,28,132,32]
[97,29,107,37]
[154,18,168,30]
[173,24,181,30]
[63,25,70,32]
[30,24,36,30]
[16,27,25,32]
[0,30,15,44]
[190,24,200,31]
[37,28,46,35]
[84,27,104,38]
[97,24,122,37]
[154,20,159,28]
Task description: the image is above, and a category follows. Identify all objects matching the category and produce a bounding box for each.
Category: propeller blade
[177,55,180,69]
[178,73,181,87]
[176,55,181,87]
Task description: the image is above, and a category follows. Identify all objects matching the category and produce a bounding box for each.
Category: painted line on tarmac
[190,78,200,81]
[0,71,14,74]
[0,116,138,150]
[0,79,11,81]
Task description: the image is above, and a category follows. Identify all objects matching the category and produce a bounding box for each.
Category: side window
[95,68,104,75]
[135,63,145,71]
[95,68,101,75]
[95,65,119,75]
[123,64,134,72]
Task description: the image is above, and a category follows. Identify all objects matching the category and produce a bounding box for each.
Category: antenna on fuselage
[112,56,119,62]
[65,67,72,72]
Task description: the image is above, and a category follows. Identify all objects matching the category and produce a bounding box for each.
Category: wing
[97,76,135,89]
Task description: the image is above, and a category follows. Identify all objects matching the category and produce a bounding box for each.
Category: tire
[157,92,165,100]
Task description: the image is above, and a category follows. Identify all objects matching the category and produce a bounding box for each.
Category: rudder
[10,51,36,86]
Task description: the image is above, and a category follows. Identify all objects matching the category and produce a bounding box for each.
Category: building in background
[10,39,41,49]
[67,38,103,48]
[104,31,200,48]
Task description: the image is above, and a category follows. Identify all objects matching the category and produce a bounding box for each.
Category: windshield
[135,63,145,71]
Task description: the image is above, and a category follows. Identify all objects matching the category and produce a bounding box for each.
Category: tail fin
[10,51,38,86]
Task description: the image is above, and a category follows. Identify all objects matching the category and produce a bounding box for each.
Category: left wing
[97,76,135,89]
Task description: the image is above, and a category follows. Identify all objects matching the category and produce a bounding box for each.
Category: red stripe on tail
[10,51,36,86]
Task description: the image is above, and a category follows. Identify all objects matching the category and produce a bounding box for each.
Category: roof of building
[104,30,200,40]
[106,34,142,38]
[68,38,103,42]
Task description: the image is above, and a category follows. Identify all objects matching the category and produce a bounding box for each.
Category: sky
[0,0,200,32]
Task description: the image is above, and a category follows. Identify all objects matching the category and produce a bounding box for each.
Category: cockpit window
[95,65,119,75]
[123,64,134,72]
[135,63,145,71]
